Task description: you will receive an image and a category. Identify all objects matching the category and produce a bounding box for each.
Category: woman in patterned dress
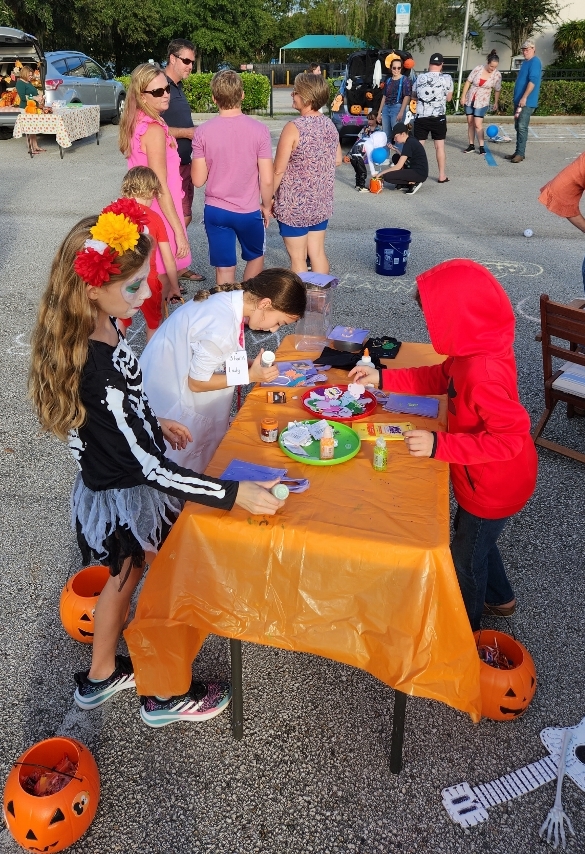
[273,73,342,274]
[461,50,502,155]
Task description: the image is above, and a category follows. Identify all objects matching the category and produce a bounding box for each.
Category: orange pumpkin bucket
[474,629,537,721]
[59,565,110,643]
[3,736,100,852]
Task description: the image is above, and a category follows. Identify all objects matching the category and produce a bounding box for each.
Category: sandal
[438,177,450,183]
[179,269,206,282]
[167,295,184,305]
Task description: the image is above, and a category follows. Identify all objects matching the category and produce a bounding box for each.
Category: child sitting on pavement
[118,166,182,341]
[349,259,537,631]
[344,112,379,191]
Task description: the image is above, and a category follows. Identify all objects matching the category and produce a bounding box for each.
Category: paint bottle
[372,437,388,472]
[260,417,278,443]
[355,348,372,368]
[320,424,335,460]
[260,350,276,369]
[271,483,289,500]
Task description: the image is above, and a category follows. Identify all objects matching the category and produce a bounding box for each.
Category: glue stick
[271,483,289,500]
[355,348,372,368]
[260,350,276,369]
[372,437,388,472]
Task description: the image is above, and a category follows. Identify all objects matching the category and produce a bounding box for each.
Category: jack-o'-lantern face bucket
[3,737,100,852]
[474,630,537,721]
[59,565,110,643]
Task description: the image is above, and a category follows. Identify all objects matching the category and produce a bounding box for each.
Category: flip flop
[179,269,206,282]
[438,177,450,183]
[167,295,184,305]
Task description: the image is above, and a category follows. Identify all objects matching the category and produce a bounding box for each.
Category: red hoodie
[380,259,537,519]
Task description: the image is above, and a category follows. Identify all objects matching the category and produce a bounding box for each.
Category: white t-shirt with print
[413,72,454,118]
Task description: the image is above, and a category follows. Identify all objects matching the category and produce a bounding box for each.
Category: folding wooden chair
[532,295,585,463]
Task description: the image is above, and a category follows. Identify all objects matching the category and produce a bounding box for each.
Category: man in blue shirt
[162,38,205,281]
[506,38,542,164]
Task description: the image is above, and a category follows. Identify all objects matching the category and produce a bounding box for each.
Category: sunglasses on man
[174,54,194,65]
[143,84,171,97]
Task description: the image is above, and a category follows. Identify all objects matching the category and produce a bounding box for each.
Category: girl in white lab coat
[140,268,306,472]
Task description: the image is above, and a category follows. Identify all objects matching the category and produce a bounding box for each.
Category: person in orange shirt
[538,152,585,291]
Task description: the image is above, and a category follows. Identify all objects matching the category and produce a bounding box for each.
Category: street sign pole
[395,4,410,49]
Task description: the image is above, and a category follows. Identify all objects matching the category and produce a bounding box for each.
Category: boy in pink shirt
[192,71,274,284]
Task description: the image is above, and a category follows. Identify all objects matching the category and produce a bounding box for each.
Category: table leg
[230,639,243,740]
[390,690,407,775]
[96,132,99,146]
[59,146,64,160]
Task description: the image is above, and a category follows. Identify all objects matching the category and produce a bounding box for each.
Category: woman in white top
[140,269,306,472]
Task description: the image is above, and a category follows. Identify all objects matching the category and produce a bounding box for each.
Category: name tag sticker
[225,349,250,386]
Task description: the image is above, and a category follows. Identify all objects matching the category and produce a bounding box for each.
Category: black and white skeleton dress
[68,325,238,577]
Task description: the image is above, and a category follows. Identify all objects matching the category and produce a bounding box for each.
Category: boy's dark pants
[349,154,368,188]
[450,506,514,631]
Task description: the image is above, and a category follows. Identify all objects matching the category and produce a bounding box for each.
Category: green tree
[338,0,483,52]
[553,19,585,63]
[474,0,560,57]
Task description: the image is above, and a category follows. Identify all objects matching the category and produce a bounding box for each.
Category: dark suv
[331,48,415,143]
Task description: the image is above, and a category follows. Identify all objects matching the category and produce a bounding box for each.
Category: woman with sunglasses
[377,57,412,141]
[119,64,190,300]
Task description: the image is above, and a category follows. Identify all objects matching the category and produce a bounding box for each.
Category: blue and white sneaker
[140,681,232,728]
[74,655,135,709]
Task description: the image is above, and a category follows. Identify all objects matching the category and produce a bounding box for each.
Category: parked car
[0,27,125,132]
[331,48,415,143]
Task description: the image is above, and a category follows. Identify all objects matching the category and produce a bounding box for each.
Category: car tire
[111,94,125,125]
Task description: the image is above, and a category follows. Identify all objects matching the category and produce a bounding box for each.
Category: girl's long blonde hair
[119,63,167,157]
[29,217,151,441]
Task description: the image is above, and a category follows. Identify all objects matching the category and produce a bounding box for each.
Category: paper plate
[278,419,361,466]
[301,385,378,422]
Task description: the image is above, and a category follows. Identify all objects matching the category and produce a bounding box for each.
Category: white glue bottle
[260,350,276,369]
[355,348,372,368]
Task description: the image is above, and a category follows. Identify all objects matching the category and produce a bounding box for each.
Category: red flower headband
[74,198,146,288]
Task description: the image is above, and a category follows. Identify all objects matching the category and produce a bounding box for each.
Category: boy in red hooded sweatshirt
[349,259,537,631]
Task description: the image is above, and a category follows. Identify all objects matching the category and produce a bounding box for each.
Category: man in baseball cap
[506,38,542,163]
[411,52,453,182]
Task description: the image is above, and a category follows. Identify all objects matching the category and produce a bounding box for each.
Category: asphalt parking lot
[1,117,585,854]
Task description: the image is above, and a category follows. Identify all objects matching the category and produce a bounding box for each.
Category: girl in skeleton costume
[140,269,306,475]
[29,203,284,728]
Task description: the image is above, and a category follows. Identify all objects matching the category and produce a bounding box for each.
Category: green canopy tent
[278,35,369,65]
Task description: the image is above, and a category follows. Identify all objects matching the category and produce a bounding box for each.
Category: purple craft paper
[383,394,439,418]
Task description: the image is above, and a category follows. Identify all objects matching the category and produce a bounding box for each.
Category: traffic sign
[395,2,411,27]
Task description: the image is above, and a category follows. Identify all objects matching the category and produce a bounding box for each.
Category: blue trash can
[375,228,412,276]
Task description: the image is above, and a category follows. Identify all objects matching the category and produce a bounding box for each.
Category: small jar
[261,417,279,443]
[271,483,289,500]
[260,350,276,369]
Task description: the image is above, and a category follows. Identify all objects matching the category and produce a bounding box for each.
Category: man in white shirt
[412,53,453,183]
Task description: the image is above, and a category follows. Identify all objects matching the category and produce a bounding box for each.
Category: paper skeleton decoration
[442,717,585,828]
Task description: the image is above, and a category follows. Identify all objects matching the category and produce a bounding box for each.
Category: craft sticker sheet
[261,360,323,387]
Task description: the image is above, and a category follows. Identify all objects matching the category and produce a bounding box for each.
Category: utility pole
[455,0,472,110]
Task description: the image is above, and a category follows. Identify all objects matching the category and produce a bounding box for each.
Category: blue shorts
[277,219,328,238]
[204,205,265,268]
[464,104,489,118]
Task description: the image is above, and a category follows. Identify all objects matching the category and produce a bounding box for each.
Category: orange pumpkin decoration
[474,629,537,721]
[3,737,100,853]
[365,91,373,100]
[350,104,362,115]
[59,565,111,643]
[369,177,383,194]
[384,52,401,69]
[403,58,415,69]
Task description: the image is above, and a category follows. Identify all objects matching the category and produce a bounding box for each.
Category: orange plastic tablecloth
[125,337,481,722]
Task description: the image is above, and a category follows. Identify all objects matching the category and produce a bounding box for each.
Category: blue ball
[486,124,498,139]
[371,147,387,165]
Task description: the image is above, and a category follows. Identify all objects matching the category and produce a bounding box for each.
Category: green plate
[278,419,361,466]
